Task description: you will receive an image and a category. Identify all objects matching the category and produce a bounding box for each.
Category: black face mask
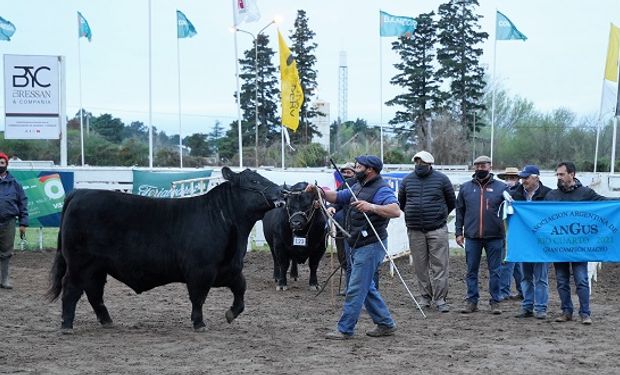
[355,171,367,183]
[475,170,490,180]
[0,166,6,174]
[415,165,431,175]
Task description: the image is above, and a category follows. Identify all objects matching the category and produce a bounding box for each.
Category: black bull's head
[283,182,319,231]
[222,167,286,208]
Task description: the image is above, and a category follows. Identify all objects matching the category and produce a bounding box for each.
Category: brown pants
[0,221,16,260]
[407,225,450,306]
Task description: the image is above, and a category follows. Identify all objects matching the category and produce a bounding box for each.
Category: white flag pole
[148,0,154,169]
[177,33,183,168]
[490,12,498,162]
[77,14,85,166]
[379,34,384,161]
[232,0,243,169]
[281,126,285,169]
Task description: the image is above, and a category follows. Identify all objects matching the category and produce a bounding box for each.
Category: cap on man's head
[412,151,434,164]
[473,155,492,165]
[340,162,355,172]
[0,152,8,163]
[497,167,519,180]
[518,165,540,178]
[355,155,383,173]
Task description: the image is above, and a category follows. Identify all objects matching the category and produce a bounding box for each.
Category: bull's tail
[46,191,74,302]
[46,232,66,302]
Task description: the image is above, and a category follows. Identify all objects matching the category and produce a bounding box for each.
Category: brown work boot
[490,303,502,315]
[366,324,396,337]
[460,302,478,314]
[555,313,573,323]
[325,330,353,340]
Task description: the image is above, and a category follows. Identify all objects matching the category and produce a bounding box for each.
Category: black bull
[47,167,285,332]
[262,182,328,291]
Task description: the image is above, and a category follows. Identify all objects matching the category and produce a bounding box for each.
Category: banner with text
[132,169,212,198]
[12,170,74,227]
[506,201,620,262]
[3,54,64,139]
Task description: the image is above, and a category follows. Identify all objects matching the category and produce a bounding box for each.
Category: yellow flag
[278,31,304,132]
[604,23,620,82]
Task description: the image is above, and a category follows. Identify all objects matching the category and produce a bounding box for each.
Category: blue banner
[379,11,416,38]
[506,201,620,262]
[0,16,16,41]
[177,10,197,39]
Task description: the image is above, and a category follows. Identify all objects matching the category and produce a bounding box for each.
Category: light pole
[234,19,277,168]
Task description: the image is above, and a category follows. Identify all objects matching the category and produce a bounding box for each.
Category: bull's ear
[222,166,237,182]
[283,182,289,190]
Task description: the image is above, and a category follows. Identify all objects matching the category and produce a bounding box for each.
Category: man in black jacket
[456,155,507,314]
[510,165,552,320]
[398,151,455,312]
[545,161,606,325]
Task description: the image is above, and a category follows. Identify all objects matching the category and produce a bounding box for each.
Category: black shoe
[515,310,534,318]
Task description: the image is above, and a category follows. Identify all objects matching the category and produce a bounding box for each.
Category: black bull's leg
[225,273,246,323]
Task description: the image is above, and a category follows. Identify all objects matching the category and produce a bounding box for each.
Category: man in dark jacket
[0,152,28,289]
[545,161,606,325]
[398,151,455,312]
[511,165,552,320]
[455,155,506,314]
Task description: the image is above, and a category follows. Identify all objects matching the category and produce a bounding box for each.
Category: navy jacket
[398,168,455,232]
[455,175,506,239]
[0,172,28,226]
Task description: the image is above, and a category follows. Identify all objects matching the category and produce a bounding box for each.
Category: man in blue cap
[509,165,552,320]
[306,154,400,339]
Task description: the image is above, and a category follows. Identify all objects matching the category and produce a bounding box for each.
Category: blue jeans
[337,239,394,335]
[464,238,502,305]
[499,262,523,300]
[520,262,549,313]
[554,262,590,317]
[344,241,380,292]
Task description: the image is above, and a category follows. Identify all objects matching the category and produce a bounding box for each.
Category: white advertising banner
[3,54,63,139]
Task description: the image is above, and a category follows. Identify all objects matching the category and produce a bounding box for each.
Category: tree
[289,10,320,145]
[185,133,210,157]
[239,34,281,147]
[386,12,442,151]
[90,113,125,143]
[436,0,488,133]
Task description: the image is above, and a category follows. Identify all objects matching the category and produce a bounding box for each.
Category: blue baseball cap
[518,165,540,178]
[355,155,383,173]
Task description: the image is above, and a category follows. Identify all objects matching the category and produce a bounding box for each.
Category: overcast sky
[1,0,619,137]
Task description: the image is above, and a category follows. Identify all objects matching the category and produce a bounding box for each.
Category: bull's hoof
[275,285,288,291]
[60,327,74,335]
[193,324,206,332]
[309,284,320,291]
[101,321,115,329]
[225,309,236,324]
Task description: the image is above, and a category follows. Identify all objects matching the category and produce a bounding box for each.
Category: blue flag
[177,10,197,39]
[506,201,620,262]
[78,11,92,42]
[496,11,527,41]
[0,16,16,41]
[379,11,416,38]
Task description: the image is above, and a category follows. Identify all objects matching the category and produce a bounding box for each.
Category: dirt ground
[1,249,619,375]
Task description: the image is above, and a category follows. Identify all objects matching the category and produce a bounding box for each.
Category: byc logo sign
[12,65,51,88]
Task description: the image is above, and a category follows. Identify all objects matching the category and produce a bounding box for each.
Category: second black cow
[263,182,328,291]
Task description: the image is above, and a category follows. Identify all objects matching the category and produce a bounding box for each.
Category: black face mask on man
[475,170,490,180]
[0,166,7,174]
[415,165,431,175]
[355,170,367,182]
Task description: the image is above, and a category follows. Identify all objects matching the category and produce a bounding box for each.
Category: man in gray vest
[398,151,455,312]
[307,155,400,339]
